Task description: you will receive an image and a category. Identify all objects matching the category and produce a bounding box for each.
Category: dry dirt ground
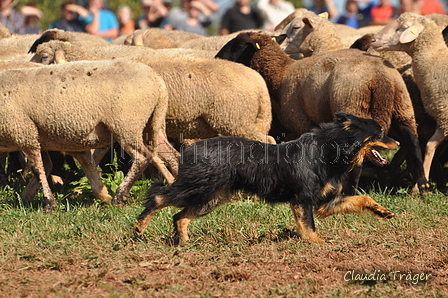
[1,234,447,297]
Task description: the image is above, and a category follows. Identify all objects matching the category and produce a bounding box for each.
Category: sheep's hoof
[111,196,126,205]
[43,202,57,213]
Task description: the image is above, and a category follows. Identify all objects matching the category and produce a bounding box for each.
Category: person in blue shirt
[49,0,93,32]
[307,0,338,20]
[85,0,118,42]
[336,0,376,28]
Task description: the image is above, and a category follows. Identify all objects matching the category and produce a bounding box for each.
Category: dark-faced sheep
[274,13,429,192]
[0,60,174,211]
[29,40,276,146]
[372,12,448,185]
[216,32,429,191]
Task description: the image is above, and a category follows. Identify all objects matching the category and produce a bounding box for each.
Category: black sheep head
[215,32,287,67]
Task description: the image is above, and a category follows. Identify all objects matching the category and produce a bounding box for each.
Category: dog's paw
[169,235,189,247]
[134,222,146,237]
[368,204,395,219]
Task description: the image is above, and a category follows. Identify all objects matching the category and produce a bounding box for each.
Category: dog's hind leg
[290,203,324,243]
[315,195,395,219]
[135,194,170,237]
[173,188,230,246]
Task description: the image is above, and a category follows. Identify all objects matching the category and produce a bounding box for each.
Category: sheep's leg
[0,153,7,186]
[22,151,53,202]
[152,155,175,184]
[21,149,56,212]
[155,132,179,179]
[68,151,112,204]
[113,144,151,204]
[92,146,112,166]
[393,122,430,192]
[423,126,446,183]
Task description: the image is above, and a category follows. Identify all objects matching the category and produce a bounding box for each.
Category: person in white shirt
[257,0,295,31]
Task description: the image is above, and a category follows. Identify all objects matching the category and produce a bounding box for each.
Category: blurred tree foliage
[19,0,303,35]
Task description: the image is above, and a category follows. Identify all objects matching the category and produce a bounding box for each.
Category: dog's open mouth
[371,148,388,166]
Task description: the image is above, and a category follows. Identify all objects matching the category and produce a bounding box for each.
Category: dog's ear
[335,112,354,123]
[335,112,356,129]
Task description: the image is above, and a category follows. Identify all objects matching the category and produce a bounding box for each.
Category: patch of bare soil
[1,237,447,297]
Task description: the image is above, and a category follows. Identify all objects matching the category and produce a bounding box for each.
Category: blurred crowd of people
[0,0,445,41]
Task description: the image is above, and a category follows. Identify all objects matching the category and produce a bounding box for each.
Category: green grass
[0,177,447,297]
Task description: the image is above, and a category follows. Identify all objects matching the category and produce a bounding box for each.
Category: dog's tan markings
[135,195,168,237]
[342,120,351,130]
[369,140,399,150]
[290,203,324,242]
[352,147,367,167]
[173,206,197,245]
[320,182,336,198]
[315,195,395,219]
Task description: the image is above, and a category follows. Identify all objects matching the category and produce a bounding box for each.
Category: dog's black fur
[136,113,397,244]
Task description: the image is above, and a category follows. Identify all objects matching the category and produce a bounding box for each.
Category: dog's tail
[139,180,170,215]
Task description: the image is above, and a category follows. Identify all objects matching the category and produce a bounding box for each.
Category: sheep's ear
[272,34,287,45]
[28,30,58,53]
[303,17,316,29]
[399,24,424,43]
[350,33,374,51]
[317,12,329,19]
[54,50,66,64]
[216,33,259,66]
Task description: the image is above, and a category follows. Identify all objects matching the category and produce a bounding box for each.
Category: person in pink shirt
[418,0,445,15]
[370,0,398,25]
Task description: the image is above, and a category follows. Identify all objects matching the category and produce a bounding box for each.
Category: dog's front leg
[315,195,395,219]
[290,202,324,243]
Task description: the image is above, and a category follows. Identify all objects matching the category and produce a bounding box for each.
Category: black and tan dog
[136,112,398,244]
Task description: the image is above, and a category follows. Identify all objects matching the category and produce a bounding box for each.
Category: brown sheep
[275,13,432,192]
[215,32,429,192]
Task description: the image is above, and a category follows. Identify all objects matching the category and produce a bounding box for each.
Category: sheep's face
[371,12,424,53]
[38,53,54,65]
[277,13,329,57]
[31,52,54,65]
[278,17,307,52]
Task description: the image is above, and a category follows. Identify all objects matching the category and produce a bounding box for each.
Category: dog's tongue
[372,148,387,165]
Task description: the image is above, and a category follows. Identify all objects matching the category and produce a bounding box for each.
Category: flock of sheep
[0,9,446,211]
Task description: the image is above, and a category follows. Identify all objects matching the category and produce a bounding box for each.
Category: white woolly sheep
[0,59,174,211]
[30,40,276,145]
[372,12,448,183]
[0,34,41,52]
[28,29,108,53]
[0,22,11,38]
[216,31,429,191]
[124,28,203,48]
